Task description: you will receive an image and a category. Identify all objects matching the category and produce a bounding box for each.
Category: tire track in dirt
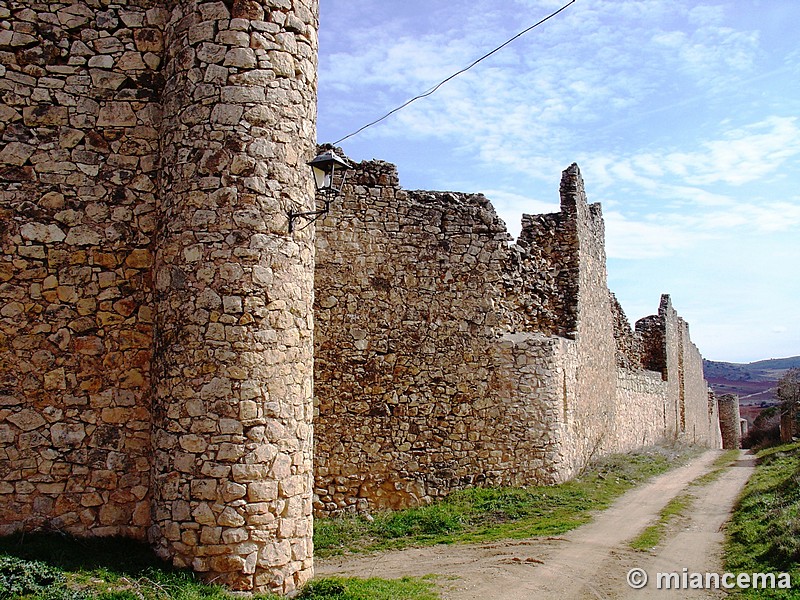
[316,450,754,599]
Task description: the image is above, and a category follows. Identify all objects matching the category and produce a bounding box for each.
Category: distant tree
[778,368,800,442]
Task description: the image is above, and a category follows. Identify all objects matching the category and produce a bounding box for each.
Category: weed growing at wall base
[0,534,244,600]
[298,576,439,600]
[315,443,702,557]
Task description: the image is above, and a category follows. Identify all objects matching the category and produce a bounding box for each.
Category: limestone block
[89,69,128,90]
[269,51,294,77]
[43,368,67,391]
[258,540,291,568]
[57,4,93,29]
[217,506,245,527]
[0,142,35,166]
[224,48,257,68]
[133,29,163,53]
[247,481,278,502]
[192,503,217,526]
[7,409,47,432]
[210,104,244,125]
[20,223,66,243]
[96,103,137,127]
[200,377,232,400]
[93,37,125,54]
[221,482,247,502]
[23,105,69,127]
[179,435,208,454]
[64,226,102,246]
[209,555,246,573]
[190,479,218,500]
[50,423,86,447]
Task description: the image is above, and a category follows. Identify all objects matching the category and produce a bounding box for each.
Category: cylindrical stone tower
[718,394,741,450]
[151,0,318,594]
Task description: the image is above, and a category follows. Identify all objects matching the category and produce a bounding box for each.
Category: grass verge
[0,534,436,600]
[0,533,266,600]
[725,441,800,599]
[298,576,439,600]
[316,443,702,558]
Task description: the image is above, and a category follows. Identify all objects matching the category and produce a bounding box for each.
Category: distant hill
[703,356,800,410]
[703,356,800,382]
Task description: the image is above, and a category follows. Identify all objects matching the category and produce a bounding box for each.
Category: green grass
[298,576,439,600]
[0,533,259,600]
[316,444,702,558]
[689,449,741,487]
[628,449,740,552]
[0,533,437,600]
[629,493,693,551]
[725,441,800,599]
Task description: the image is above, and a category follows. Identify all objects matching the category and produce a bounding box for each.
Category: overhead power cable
[332,0,577,146]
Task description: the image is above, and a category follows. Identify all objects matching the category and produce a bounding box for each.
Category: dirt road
[317,450,755,599]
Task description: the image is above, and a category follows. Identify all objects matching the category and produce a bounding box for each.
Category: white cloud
[603,211,707,259]
[652,117,800,186]
[318,1,800,364]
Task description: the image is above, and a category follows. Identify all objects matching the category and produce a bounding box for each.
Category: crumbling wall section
[514,211,575,337]
[313,160,574,513]
[314,159,720,514]
[610,292,641,369]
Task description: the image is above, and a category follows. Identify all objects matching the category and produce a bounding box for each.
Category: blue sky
[316,0,800,364]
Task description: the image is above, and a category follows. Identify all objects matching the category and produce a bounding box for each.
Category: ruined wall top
[313,155,719,514]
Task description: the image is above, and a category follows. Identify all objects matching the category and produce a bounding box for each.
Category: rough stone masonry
[0,0,737,596]
[1,0,318,594]
[313,157,724,514]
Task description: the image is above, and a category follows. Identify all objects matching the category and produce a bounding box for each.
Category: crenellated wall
[314,159,722,514]
[1,1,318,594]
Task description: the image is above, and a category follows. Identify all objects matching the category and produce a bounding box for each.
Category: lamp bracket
[288,198,332,233]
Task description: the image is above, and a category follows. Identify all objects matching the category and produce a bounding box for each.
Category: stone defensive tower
[718,394,742,449]
[0,0,319,594]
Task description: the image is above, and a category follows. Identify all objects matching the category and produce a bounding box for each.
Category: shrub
[0,555,67,599]
[297,578,354,600]
[741,424,781,450]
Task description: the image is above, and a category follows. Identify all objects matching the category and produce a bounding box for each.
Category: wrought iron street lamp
[288,148,351,232]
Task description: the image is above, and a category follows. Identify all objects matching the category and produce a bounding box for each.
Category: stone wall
[0,0,724,590]
[313,161,566,511]
[1,0,319,594]
[1,0,165,542]
[314,158,721,514]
